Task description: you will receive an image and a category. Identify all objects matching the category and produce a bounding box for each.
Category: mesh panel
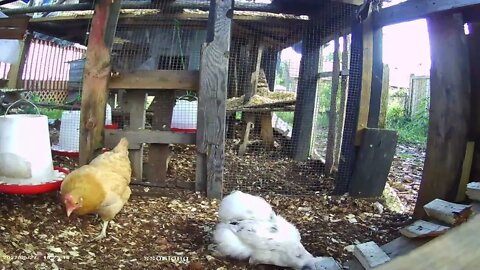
[12,1,363,195]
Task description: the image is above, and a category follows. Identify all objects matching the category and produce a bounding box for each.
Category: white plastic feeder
[0,100,55,185]
[53,104,112,153]
[171,96,197,132]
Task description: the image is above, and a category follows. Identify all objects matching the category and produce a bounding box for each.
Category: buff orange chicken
[60,137,132,241]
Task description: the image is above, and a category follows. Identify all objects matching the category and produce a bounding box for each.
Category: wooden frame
[373,0,480,29]
[0,16,29,40]
[109,70,199,90]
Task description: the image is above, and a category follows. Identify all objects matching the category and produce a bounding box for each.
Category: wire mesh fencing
[2,0,362,195]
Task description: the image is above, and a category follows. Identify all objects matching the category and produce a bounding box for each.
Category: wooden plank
[456,141,475,201]
[469,23,480,181]
[260,112,274,149]
[123,91,146,180]
[367,19,383,128]
[0,16,29,40]
[291,24,321,161]
[423,199,473,226]
[109,70,200,90]
[413,12,471,218]
[373,0,480,29]
[356,8,374,145]
[378,64,390,128]
[195,0,232,199]
[399,220,450,238]
[79,0,122,166]
[349,128,398,197]
[381,236,430,259]
[376,215,480,270]
[147,92,176,184]
[261,48,277,91]
[243,39,262,104]
[466,182,480,201]
[105,130,195,148]
[334,34,349,168]
[334,22,363,194]
[353,241,391,270]
[325,35,340,173]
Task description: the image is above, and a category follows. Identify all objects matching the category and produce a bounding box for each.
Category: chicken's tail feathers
[113,137,129,153]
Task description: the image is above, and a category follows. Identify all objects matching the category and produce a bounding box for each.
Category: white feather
[218,190,275,223]
[213,191,325,270]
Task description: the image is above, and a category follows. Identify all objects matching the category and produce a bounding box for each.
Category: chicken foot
[90,220,109,242]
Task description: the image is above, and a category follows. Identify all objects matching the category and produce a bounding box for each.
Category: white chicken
[213,191,339,270]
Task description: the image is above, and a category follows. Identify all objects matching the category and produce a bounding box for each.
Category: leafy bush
[386,98,429,144]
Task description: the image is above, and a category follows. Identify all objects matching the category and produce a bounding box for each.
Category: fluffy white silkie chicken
[213,191,337,270]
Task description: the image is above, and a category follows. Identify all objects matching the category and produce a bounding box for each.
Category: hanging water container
[52,104,114,157]
[0,99,68,195]
[171,95,197,133]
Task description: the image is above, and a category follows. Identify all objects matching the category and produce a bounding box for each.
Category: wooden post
[79,0,122,165]
[413,12,471,218]
[469,23,480,180]
[291,24,321,161]
[334,34,350,168]
[378,64,390,128]
[195,0,233,199]
[147,92,176,184]
[261,48,278,91]
[325,35,341,173]
[356,8,374,145]
[367,19,383,128]
[334,21,363,194]
[124,91,146,180]
[244,40,263,104]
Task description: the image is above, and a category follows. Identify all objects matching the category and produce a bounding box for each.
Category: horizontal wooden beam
[373,0,480,29]
[108,70,199,90]
[318,69,349,78]
[0,16,30,40]
[104,130,196,149]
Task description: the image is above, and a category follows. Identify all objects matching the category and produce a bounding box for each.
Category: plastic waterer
[171,96,197,133]
[53,104,113,152]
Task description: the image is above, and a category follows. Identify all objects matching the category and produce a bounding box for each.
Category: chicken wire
[6,0,362,194]
[223,1,357,196]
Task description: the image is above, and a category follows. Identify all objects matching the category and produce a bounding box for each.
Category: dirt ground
[0,140,424,270]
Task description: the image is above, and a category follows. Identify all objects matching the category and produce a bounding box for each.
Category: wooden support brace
[6,31,32,103]
[325,35,340,173]
[413,12,471,218]
[195,0,233,199]
[469,23,480,180]
[260,112,274,149]
[123,91,146,180]
[238,112,255,156]
[147,92,175,184]
[79,0,122,165]
[378,64,390,128]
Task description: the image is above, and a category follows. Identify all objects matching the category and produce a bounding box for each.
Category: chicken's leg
[91,220,109,241]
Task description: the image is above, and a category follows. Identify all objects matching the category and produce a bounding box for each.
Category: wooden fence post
[413,12,471,218]
[79,0,122,165]
[195,0,233,199]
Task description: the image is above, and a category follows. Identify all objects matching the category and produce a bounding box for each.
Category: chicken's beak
[66,207,74,217]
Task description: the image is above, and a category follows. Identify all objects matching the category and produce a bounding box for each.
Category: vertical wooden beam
[147,92,175,184]
[195,0,233,199]
[291,24,321,161]
[356,9,374,144]
[325,34,341,173]
[335,21,363,194]
[334,34,350,168]
[414,12,470,218]
[469,23,480,180]
[261,48,278,91]
[244,40,263,104]
[378,64,390,128]
[367,19,383,128]
[7,33,31,89]
[79,0,122,165]
[124,91,146,180]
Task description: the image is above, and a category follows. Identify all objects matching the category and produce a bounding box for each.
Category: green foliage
[386,98,429,144]
[22,93,63,120]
